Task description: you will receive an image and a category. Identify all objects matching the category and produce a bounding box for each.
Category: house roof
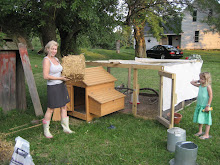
[82,66,117,86]
[144,18,182,35]
[0,38,18,50]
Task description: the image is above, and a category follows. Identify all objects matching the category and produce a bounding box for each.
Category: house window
[193,10,197,22]
[208,9,213,20]
[195,31,199,42]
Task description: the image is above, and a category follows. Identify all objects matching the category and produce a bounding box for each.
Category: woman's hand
[61,76,70,81]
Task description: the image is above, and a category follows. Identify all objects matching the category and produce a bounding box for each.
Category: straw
[61,54,85,82]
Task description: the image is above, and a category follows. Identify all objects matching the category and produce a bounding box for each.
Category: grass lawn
[0,48,220,165]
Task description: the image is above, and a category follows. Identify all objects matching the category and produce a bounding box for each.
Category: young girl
[190,72,213,140]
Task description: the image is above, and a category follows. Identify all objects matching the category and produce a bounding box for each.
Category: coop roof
[89,89,125,104]
[82,66,117,86]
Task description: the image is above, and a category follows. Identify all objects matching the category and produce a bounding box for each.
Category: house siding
[181,10,220,49]
[144,36,159,50]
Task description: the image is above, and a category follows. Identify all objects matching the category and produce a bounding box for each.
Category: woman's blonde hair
[44,40,59,54]
[200,72,211,86]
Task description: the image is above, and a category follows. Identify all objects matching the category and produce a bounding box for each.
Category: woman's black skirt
[47,83,70,109]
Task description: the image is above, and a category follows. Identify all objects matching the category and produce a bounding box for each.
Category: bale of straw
[61,54,85,81]
[0,137,14,162]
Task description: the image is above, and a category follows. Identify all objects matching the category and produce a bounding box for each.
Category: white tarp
[163,61,203,110]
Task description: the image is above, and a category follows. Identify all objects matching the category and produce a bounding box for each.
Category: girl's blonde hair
[44,40,59,54]
[200,72,212,86]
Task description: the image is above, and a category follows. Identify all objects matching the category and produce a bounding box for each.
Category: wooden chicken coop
[65,66,125,122]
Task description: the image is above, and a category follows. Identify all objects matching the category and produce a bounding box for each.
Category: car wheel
[161,54,165,59]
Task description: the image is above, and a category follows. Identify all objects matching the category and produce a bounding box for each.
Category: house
[143,6,220,50]
[144,21,182,50]
[181,7,220,49]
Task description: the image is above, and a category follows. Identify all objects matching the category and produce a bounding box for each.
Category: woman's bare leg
[44,108,54,120]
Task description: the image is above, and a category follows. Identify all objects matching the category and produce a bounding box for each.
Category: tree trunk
[59,29,80,56]
[39,3,59,57]
[40,20,57,51]
[116,40,120,53]
[134,25,146,58]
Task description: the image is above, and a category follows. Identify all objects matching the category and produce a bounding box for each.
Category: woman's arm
[43,58,68,81]
[190,80,200,87]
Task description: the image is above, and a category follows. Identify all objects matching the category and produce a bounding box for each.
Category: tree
[0,0,119,58]
[123,0,191,58]
[0,0,36,49]
[189,0,220,33]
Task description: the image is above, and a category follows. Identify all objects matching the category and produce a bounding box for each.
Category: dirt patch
[120,94,159,119]
[69,117,84,125]
[120,92,196,120]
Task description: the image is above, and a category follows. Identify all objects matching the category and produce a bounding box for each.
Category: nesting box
[66,66,125,121]
[0,39,26,112]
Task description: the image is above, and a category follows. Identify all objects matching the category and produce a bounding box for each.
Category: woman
[42,40,73,138]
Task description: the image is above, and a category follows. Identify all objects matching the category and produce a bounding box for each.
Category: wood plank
[85,79,115,87]
[101,98,125,116]
[128,67,131,90]
[158,71,175,79]
[88,90,125,104]
[158,75,163,117]
[86,61,163,70]
[132,68,138,115]
[89,97,124,116]
[66,81,86,88]
[170,74,176,128]
[85,70,115,76]
[85,88,96,122]
[66,85,74,111]
[18,43,44,116]
[135,58,197,63]
[157,71,176,128]
[0,51,16,112]
[68,111,87,120]
[87,82,115,92]
[157,116,170,128]
[83,67,117,86]
[16,51,27,110]
[181,100,185,109]
[85,74,116,80]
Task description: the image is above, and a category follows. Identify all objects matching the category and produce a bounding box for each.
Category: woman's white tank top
[44,56,63,85]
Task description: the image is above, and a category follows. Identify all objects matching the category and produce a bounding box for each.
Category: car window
[163,45,178,51]
[158,46,164,51]
[151,46,157,50]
